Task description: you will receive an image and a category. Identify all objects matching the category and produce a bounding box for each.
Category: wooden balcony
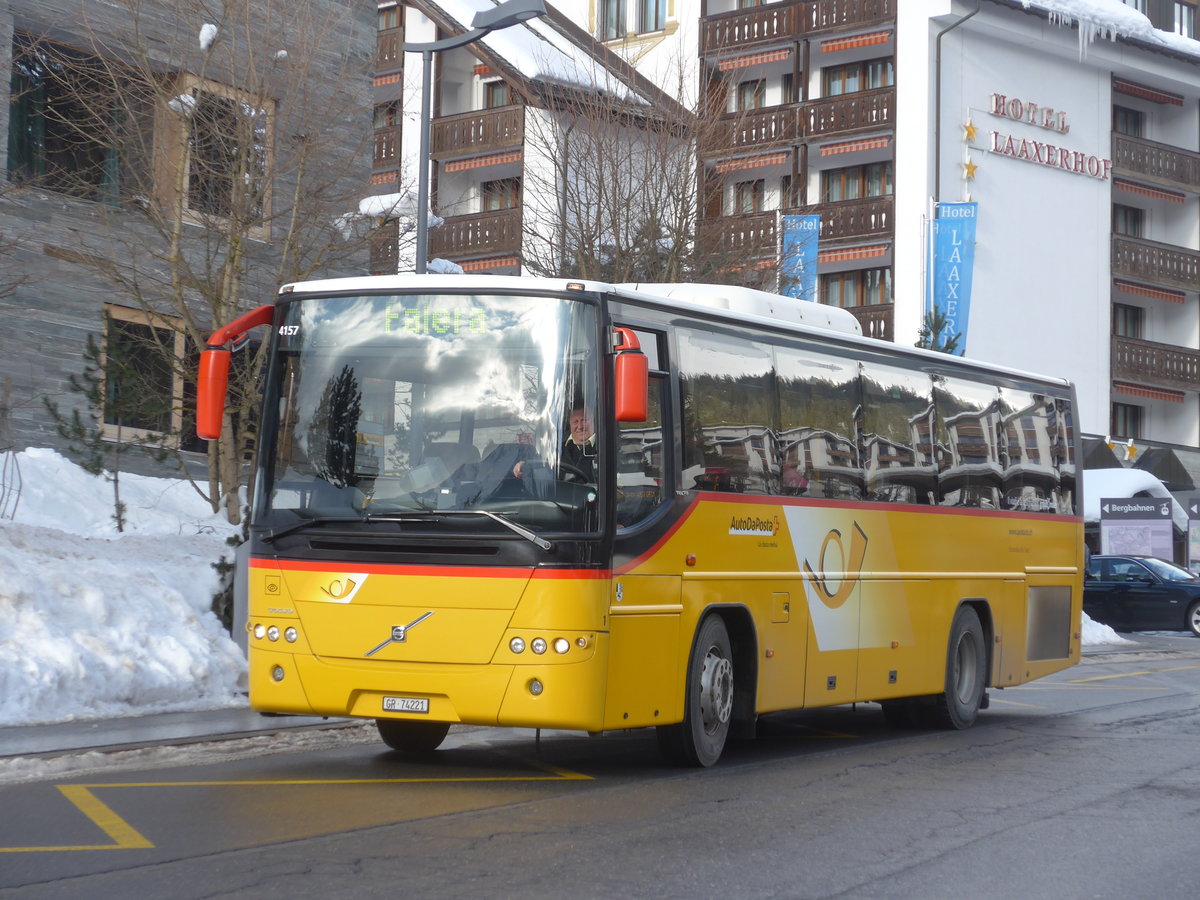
[805,87,893,139]
[1112,335,1200,392]
[808,0,895,32]
[1112,133,1200,192]
[699,196,893,257]
[430,106,523,160]
[848,302,892,341]
[377,29,401,71]
[701,0,895,55]
[429,208,522,260]
[1112,235,1200,294]
[373,126,400,169]
[702,105,805,157]
[806,196,892,241]
[702,1,805,54]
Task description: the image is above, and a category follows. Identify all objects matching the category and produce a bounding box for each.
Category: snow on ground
[0,447,1134,729]
[0,449,245,726]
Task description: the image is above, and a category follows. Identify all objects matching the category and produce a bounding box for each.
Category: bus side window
[776,346,862,500]
[858,363,935,504]
[678,327,773,494]
[933,377,1003,509]
[617,373,668,527]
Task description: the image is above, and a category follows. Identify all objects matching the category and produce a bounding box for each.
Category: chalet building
[382,0,1199,457]
[0,1,374,465]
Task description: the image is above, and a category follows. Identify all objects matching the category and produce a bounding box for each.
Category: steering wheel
[558,462,594,483]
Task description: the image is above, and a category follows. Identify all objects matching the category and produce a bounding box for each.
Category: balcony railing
[806,196,892,241]
[430,106,524,160]
[373,126,400,169]
[429,207,522,260]
[702,1,805,53]
[1112,235,1200,293]
[701,0,895,55]
[1112,133,1200,192]
[702,105,805,157]
[377,29,401,71]
[805,87,893,139]
[702,89,894,159]
[1112,336,1200,392]
[848,302,892,342]
[699,196,893,256]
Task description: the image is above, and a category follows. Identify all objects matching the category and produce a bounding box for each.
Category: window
[1113,105,1144,137]
[821,267,891,307]
[599,0,627,40]
[777,347,862,499]
[734,179,764,214]
[822,162,893,202]
[782,73,795,104]
[860,364,936,503]
[736,80,765,112]
[1112,402,1143,439]
[1112,303,1144,338]
[1176,2,1196,37]
[1113,204,1144,237]
[637,0,666,33]
[482,177,520,210]
[823,57,893,97]
[7,34,121,202]
[484,80,509,108]
[103,305,187,444]
[183,83,270,223]
[378,4,401,30]
[1119,0,1147,12]
[678,327,774,494]
[738,0,764,8]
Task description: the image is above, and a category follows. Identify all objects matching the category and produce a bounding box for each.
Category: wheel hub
[699,650,734,734]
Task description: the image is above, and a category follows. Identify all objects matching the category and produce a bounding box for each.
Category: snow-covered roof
[420,0,654,105]
[1082,467,1189,531]
[1017,0,1200,60]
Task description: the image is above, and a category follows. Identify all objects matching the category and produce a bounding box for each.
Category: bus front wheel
[927,605,987,730]
[657,615,734,767]
[376,718,450,754]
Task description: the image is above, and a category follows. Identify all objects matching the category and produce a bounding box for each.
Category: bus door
[606,339,680,730]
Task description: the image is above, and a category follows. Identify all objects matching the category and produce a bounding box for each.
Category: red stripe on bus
[248,558,610,579]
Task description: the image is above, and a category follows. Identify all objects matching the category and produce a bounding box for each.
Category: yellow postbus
[197,275,1082,766]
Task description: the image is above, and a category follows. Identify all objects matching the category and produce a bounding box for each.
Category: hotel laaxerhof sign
[987,93,1112,181]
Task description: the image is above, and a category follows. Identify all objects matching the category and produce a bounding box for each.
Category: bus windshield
[255,291,601,537]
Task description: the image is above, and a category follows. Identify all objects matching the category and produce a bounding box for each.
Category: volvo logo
[364,611,434,657]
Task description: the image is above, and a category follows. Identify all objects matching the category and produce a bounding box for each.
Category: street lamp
[405,0,548,274]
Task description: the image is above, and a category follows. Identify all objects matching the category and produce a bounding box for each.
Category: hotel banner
[780,214,820,302]
[929,202,978,356]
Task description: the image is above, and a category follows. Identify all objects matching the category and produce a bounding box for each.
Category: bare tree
[517,53,783,288]
[8,0,376,521]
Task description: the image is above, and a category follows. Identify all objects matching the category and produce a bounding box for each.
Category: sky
[0,446,1128,730]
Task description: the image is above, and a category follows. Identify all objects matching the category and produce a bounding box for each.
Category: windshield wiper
[261,509,552,550]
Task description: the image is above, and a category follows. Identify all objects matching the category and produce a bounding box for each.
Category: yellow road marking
[0,759,592,854]
[1066,663,1200,684]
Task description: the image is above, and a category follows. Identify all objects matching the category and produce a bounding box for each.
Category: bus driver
[512,404,597,483]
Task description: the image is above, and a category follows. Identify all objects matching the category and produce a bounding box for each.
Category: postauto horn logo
[802,522,869,610]
[729,514,780,537]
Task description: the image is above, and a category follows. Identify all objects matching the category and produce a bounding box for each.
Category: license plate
[382,696,429,714]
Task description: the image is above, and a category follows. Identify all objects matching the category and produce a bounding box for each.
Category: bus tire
[376,718,451,754]
[656,615,734,767]
[927,605,987,730]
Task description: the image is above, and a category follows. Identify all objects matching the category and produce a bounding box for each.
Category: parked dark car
[1084,555,1200,636]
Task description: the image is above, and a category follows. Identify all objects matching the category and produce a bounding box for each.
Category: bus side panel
[603,575,682,730]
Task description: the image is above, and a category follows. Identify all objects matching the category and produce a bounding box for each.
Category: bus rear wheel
[376,719,450,754]
[657,615,734,767]
[925,605,987,730]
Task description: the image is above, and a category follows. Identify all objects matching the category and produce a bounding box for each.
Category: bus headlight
[267,625,280,642]
[253,624,266,640]
[284,627,298,643]
[553,638,570,655]
[531,638,547,655]
[510,637,526,654]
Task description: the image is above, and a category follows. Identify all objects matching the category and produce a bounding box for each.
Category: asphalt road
[3,633,1200,899]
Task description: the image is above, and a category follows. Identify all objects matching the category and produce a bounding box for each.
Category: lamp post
[405,0,548,274]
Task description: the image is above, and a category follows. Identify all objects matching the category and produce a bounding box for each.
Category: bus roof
[276,273,1072,392]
